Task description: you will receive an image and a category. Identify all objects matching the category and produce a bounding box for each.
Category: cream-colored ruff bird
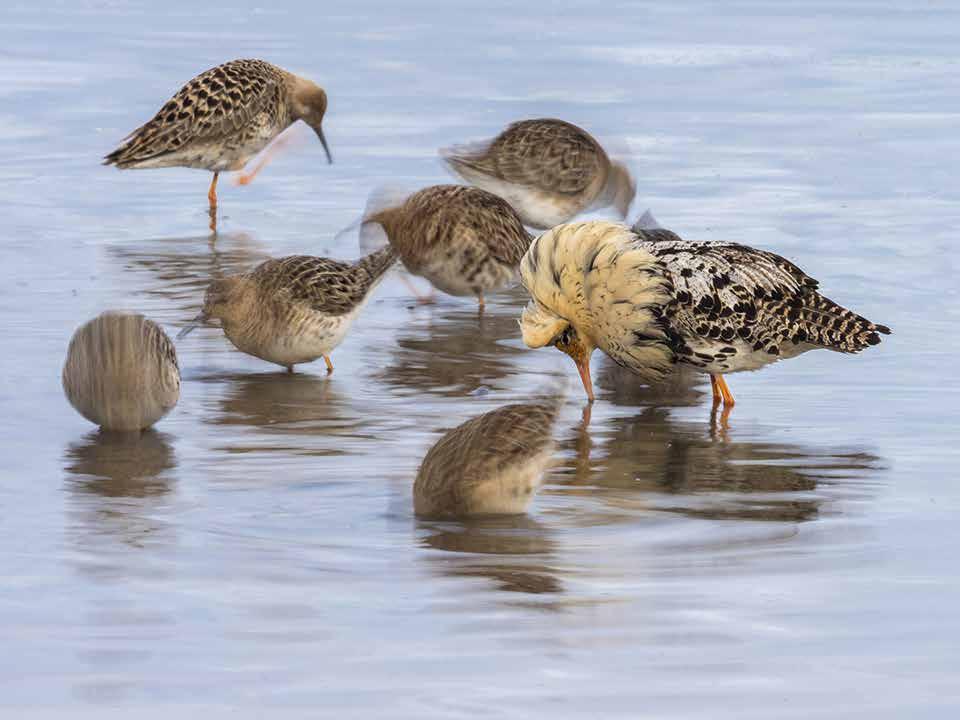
[104,59,331,215]
[63,312,180,431]
[442,118,635,229]
[180,247,396,373]
[414,398,561,519]
[365,185,532,308]
[519,221,890,408]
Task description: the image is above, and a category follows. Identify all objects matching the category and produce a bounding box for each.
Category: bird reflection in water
[209,371,373,456]
[64,430,176,550]
[414,397,563,598]
[564,358,881,523]
[419,516,561,596]
[379,298,526,396]
[106,231,268,320]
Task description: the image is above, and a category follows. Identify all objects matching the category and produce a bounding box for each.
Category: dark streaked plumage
[63,312,180,431]
[442,118,635,229]
[414,398,562,519]
[104,59,331,216]
[519,221,890,409]
[632,226,891,366]
[184,246,396,373]
[365,184,533,307]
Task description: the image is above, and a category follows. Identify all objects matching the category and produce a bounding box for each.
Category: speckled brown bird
[364,184,533,308]
[179,246,396,373]
[104,59,331,216]
[519,221,890,409]
[441,118,635,229]
[413,397,562,519]
[63,312,180,431]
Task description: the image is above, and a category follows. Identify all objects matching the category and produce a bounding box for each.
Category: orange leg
[324,355,334,374]
[711,374,736,407]
[235,134,292,186]
[207,172,219,208]
[207,172,219,232]
[477,291,485,311]
[709,374,722,408]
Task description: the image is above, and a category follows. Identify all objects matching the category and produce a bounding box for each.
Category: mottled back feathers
[248,246,398,317]
[414,398,561,518]
[444,118,607,195]
[104,59,289,168]
[631,225,892,362]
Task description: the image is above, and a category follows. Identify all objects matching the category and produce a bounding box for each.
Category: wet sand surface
[1,1,959,717]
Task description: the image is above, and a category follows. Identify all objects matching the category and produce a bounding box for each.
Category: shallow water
[2,1,959,717]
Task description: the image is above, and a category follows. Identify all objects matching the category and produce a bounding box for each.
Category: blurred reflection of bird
[104,59,332,229]
[378,304,523,396]
[419,515,561,595]
[179,246,397,374]
[556,394,880,524]
[519,220,890,412]
[414,396,562,518]
[63,312,180,431]
[442,118,635,228]
[64,429,176,498]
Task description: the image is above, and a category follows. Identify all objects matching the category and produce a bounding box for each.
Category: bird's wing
[646,234,891,353]
[446,119,605,195]
[106,59,283,166]
[252,255,364,317]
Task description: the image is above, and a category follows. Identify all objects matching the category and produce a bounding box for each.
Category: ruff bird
[180,246,396,373]
[63,312,180,431]
[442,118,635,229]
[364,184,532,308]
[518,221,890,409]
[104,59,331,223]
[414,397,562,519]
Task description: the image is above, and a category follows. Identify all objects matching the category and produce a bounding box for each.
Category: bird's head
[178,277,243,339]
[292,77,332,164]
[520,301,596,402]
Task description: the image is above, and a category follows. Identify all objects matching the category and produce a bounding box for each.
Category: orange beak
[573,350,595,403]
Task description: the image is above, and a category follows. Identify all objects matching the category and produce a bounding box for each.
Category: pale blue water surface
[1,1,958,717]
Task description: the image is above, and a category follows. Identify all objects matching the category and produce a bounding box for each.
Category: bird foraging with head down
[362,184,533,308]
[104,59,332,224]
[63,312,180,432]
[179,246,396,374]
[518,220,890,410]
[414,395,563,519]
[442,118,635,229]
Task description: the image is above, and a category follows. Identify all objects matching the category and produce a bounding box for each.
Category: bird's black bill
[177,314,207,340]
[316,127,333,164]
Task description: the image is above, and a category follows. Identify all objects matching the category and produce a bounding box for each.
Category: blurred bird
[363,184,533,308]
[179,246,396,373]
[104,59,331,225]
[63,312,180,431]
[519,221,890,410]
[442,118,635,229]
[414,396,562,519]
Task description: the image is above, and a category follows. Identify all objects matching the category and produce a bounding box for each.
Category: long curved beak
[315,126,333,164]
[573,353,595,403]
[177,313,207,340]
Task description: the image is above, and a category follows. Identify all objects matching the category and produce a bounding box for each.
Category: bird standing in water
[414,397,562,519]
[179,246,396,374]
[442,118,635,229]
[104,59,332,228]
[363,185,532,309]
[518,221,890,411]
